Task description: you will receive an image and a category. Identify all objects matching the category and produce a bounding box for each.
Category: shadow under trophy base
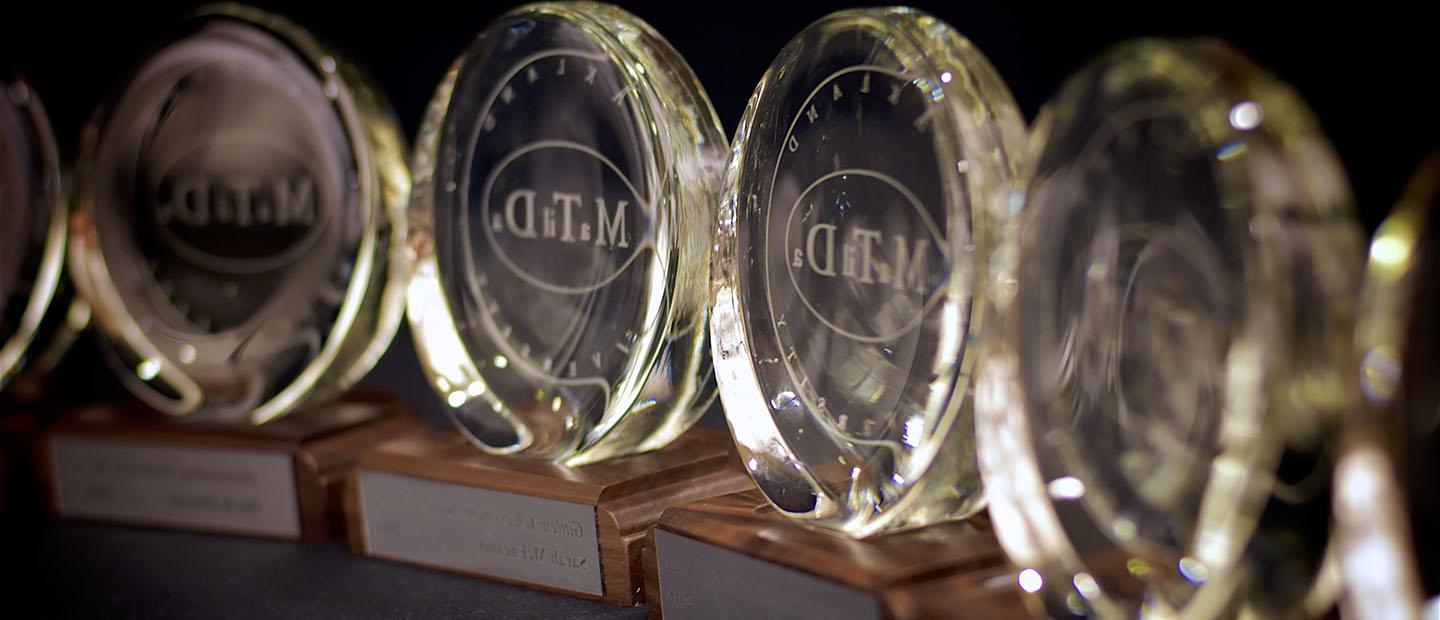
[344,424,753,606]
[643,490,1026,620]
[37,390,414,542]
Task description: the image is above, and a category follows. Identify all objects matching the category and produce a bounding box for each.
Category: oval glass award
[977,40,1363,618]
[69,5,409,424]
[1,76,81,396]
[407,2,726,465]
[710,8,1025,536]
[1336,155,1440,619]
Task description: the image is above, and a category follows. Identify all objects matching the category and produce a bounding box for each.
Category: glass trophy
[709,7,1024,536]
[349,3,749,604]
[647,8,1029,620]
[976,40,1364,618]
[45,5,414,542]
[1336,155,1440,619]
[0,76,83,400]
[405,1,725,467]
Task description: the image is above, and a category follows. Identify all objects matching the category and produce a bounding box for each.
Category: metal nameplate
[49,435,300,538]
[654,529,881,620]
[357,469,603,596]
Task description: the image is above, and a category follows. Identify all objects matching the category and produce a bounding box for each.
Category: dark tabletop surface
[1,513,648,620]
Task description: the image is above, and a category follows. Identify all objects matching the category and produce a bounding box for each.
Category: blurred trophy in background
[45,4,414,542]
[977,40,1365,618]
[1336,155,1440,619]
[1,75,86,508]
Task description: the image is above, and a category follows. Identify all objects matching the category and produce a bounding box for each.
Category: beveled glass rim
[1334,154,1440,619]
[68,3,409,424]
[0,77,78,392]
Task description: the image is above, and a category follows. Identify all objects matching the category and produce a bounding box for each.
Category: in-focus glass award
[1336,155,1440,619]
[348,3,749,604]
[0,76,84,402]
[977,40,1364,619]
[46,4,414,542]
[648,8,1029,619]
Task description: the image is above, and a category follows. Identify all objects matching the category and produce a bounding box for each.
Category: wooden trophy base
[344,426,754,606]
[36,390,416,542]
[643,490,1028,620]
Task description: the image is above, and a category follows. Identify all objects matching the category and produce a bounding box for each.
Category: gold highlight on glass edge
[1337,155,1440,620]
[976,39,1363,618]
[0,76,85,398]
[407,2,726,465]
[68,4,410,424]
[710,7,1025,536]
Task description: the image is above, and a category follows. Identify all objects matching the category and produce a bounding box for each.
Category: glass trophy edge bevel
[0,76,85,395]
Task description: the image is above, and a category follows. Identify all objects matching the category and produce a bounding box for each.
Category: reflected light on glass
[1228,101,1262,130]
[1018,568,1044,593]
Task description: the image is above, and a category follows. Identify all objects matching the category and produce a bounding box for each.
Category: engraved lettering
[504,189,538,238]
[595,198,629,248]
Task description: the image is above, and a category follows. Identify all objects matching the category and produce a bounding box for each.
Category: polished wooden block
[643,490,1028,619]
[344,426,754,606]
[36,390,414,542]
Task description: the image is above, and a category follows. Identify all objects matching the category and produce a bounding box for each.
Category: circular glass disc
[710,8,1024,536]
[408,2,726,464]
[70,6,408,423]
[979,39,1362,618]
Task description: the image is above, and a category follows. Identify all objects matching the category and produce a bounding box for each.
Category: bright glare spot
[956,160,970,174]
[940,71,953,83]
[1126,558,1151,577]
[1018,568,1044,593]
[446,391,466,408]
[564,416,575,429]
[892,473,906,485]
[436,377,450,392]
[1178,557,1210,584]
[136,358,161,381]
[467,381,485,397]
[747,458,759,471]
[178,344,197,364]
[850,467,860,479]
[550,396,563,412]
[1370,235,1410,268]
[1229,101,1262,130]
[1072,572,1100,600]
[493,355,509,369]
[1047,476,1086,500]
[901,415,924,448]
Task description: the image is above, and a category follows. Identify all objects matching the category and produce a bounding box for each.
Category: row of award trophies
[1,2,1435,619]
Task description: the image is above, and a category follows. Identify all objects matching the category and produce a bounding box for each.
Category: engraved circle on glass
[71,7,406,422]
[411,3,724,463]
[0,78,70,392]
[977,39,1362,619]
[711,8,1023,536]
